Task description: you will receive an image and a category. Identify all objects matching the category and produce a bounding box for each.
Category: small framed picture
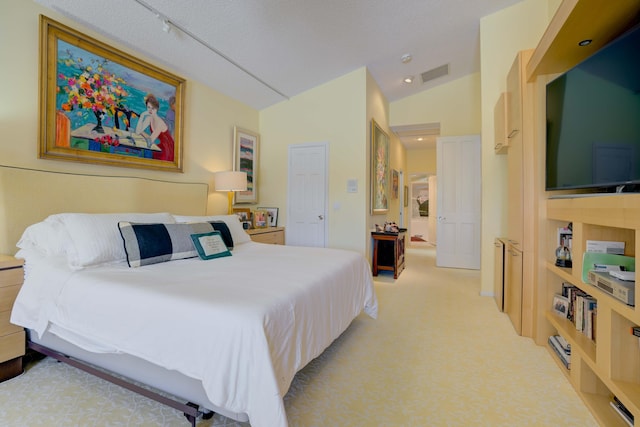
[233,207,251,221]
[552,294,569,317]
[253,210,269,228]
[258,207,278,227]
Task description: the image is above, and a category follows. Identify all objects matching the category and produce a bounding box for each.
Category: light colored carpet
[0,247,597,426]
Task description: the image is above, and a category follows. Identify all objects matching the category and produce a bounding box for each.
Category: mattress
[12,241,377,427]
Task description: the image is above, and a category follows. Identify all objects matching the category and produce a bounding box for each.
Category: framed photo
[253,210,269,229]
[404,185,409,207]
[392,169,399,199]
[552,294,569,317]
[39,16,185,172]
[370,119,389,214]
[258,207,279,227]
[234,127,259,204]
[232,207,251,221]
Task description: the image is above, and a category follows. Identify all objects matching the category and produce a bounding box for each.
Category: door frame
[286,141,329,247]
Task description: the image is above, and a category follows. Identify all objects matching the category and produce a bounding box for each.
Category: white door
[436,135,481,269]
[287,142,328,247]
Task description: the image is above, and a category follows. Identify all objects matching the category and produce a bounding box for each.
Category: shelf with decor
[540,195,640,427]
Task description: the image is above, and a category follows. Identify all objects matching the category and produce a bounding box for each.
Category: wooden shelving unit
[542,195,640,426]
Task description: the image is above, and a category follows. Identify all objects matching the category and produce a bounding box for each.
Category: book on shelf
[610,395,634,427]
[548,335,570,369]
[560,282,597,341]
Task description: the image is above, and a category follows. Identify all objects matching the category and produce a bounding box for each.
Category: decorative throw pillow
[118,222,213,267]
[173,215,251,244]
[190,231,232,260]
[208,221,234,249]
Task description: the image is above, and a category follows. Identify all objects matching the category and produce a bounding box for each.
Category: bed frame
[1,166,229,424]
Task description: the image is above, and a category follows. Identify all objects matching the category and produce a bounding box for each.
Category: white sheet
[11,242,377,427]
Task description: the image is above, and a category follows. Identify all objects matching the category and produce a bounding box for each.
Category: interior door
[287,142,328,247]
[435,135,481,269]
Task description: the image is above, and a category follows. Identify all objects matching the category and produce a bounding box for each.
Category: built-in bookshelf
[540,195,640,427]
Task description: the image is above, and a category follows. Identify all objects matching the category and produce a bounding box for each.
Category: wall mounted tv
[545,24,640,192]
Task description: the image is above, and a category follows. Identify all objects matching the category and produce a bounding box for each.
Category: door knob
[318,215,324,220]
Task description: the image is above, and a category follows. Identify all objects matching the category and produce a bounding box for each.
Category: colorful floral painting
[371,119,389,214]
[39,16,185,172]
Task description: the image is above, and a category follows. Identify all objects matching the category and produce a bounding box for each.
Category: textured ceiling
[34,0,523,147]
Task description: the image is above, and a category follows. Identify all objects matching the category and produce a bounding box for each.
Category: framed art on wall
[233,127,259,203]
[371,119,390,214]
[39,16,185,172]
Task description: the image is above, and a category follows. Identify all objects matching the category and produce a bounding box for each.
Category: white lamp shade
[214,171,247,192]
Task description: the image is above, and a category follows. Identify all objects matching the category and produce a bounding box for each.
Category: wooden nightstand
[0,255,25,382]
[246,227,285,245]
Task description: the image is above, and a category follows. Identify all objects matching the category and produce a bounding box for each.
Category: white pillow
[172,214,251,245]
[48,213,176,269]
[16,219,72,257]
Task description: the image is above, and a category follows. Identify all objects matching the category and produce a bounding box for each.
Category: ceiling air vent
[421,64,449,84]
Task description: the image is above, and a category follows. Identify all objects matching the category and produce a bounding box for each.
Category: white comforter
[11,242,377,427]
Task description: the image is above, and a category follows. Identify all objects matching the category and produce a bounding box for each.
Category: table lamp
[214,171,247,214]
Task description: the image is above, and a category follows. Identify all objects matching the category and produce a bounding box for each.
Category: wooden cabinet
[505,243,523,334]
[371,231,406,279]
[494,238,507,311]
[493,92,508,154]
[246,227,285,245]
[0,255,24,382]
[541,195,640,426]
[503,49,535,337]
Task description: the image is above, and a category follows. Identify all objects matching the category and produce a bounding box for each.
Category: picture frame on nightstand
[258,207,278,227]
[253,210,268,228]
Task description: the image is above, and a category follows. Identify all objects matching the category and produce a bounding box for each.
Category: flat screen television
[545,24,640,192]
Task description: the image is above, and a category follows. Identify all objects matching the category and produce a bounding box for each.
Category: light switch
[347,179,358,193]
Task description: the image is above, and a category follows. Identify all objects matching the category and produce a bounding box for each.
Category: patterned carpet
[0,247,597,426]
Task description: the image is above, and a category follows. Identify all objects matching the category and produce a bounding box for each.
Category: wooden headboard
[0,166,209,255]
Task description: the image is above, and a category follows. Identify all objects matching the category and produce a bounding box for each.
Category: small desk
[371,231,406,279]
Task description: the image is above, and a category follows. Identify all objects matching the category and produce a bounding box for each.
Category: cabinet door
[494,93,508,154]
[506,52,525,248]
[505,245,523,335]
[494,238,506,311]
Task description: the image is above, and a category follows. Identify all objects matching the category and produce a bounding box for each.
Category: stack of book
[562,282,597,341]
[610,395,634,426]
[548,335,570,369]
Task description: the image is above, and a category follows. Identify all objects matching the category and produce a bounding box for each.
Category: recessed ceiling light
[578,39,592,46]
[403,76,414,84]
[401,54,412,64]
[417,137,423,141]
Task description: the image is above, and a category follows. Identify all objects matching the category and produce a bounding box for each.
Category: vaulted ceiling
[35,0,523,146]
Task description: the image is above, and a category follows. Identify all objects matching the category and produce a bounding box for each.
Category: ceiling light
[417,137,423,141]
[401,54,412,64]
[578,39,592,46]
[403,76,414,84]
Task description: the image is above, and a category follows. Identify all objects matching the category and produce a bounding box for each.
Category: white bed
[11,212,377,427]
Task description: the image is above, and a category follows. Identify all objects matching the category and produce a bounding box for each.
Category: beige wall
[260,68,370,253]
[479,0,559,295]
[0,1,258,251]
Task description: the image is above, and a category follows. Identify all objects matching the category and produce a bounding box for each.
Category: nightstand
[246,227,285,245]
[0,255,25,382]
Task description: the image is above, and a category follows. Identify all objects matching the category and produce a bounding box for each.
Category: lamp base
[227,191,234,215]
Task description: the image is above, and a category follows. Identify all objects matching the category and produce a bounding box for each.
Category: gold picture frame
[371,119,390,214]
[253,210,269,229]
[39,16,185,172]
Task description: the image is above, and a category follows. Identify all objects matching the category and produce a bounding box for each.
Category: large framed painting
[233,127,259,204]
[39,16,185,172]
[371,119,390,214]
